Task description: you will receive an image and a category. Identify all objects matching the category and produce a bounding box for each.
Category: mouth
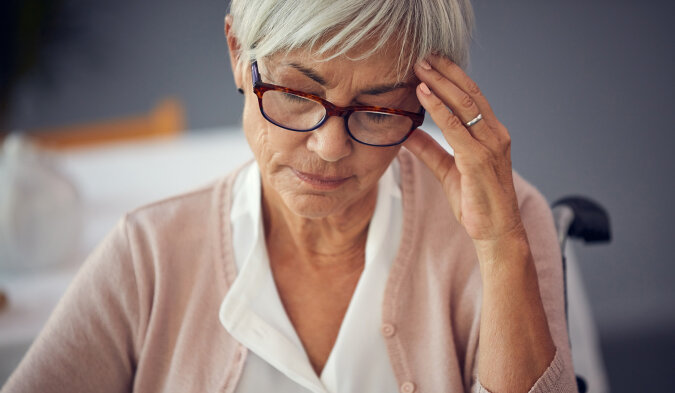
[291,168,352,190]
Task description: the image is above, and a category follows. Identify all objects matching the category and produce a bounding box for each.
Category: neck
[262,185,377,271]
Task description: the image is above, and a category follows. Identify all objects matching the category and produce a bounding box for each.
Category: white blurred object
[566,242,610,393]
[0,128,251,384]
[0,134,82,272]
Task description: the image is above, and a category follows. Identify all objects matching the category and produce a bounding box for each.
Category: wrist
[473,223,531,268]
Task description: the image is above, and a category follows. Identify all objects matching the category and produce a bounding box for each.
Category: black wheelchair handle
[552,196,612,244]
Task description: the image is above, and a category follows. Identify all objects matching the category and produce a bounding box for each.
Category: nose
[306,116,353,162]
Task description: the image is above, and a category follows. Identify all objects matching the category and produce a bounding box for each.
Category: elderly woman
[3,1,577,393]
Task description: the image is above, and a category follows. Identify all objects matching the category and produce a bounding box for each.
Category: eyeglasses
[251,61,425,147]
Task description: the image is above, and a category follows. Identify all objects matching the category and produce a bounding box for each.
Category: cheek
[345,145,401,198]
[242,101,306,172]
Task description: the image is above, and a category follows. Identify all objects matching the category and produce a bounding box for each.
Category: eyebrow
[287,62,328,85]
[286,62,414,95]
[360,82,414,95]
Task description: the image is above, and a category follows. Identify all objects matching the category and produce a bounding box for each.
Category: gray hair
[228,0,474,80]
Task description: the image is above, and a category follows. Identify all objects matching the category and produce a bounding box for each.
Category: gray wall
[8,0,675,390]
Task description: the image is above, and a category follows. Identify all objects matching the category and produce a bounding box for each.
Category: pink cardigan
[2,149,577,392]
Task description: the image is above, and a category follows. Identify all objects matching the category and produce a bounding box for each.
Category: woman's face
[234,47,420,219]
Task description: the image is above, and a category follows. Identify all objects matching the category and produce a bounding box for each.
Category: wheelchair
[552,196,612,393]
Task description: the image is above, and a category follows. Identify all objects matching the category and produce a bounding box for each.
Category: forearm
[474,229,556,393]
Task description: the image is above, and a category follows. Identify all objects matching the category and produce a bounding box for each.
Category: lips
[291,168,352,190]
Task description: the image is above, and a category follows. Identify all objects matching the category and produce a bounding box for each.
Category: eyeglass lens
[261,90,413,146]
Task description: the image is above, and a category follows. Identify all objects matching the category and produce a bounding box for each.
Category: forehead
[263,42,417,88]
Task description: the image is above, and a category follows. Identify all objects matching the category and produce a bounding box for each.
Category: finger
[427,55,498,124]
[403,128,456,184]
[415,82,482,157]
[414,62,494,144]
[426,55,510,142]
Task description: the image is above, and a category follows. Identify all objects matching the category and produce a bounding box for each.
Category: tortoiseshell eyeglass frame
[251,60,425,147]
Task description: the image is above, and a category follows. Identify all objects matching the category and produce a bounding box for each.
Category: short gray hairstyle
[228,0,474,80]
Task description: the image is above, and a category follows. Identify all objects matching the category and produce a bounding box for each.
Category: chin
[279,191,349,219]
[266,168,362,219]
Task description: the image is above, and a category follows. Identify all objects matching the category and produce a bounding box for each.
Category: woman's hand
[405,55,558,392]
[404,55,525,249]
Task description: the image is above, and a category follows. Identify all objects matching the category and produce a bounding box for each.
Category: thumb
[403,128,456,184]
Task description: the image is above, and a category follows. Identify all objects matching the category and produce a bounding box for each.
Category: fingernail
[419,82,432,95]
[417,59,432,70]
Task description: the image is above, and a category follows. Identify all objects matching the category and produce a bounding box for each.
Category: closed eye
[365,112,394,123]
[282,92,308,103]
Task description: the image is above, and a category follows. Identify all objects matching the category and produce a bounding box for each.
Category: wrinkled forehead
[260,39,418,88]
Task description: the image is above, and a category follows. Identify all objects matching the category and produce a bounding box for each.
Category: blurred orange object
[26,98,185,150]
[0,289,7,311]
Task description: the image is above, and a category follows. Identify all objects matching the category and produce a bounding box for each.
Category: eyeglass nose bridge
[315,102,354,132]
[322,102,352,119]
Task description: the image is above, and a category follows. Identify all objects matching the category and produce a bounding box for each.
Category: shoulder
[123,182,218,243]
[127,177,224,231]
[111,162,251,290]
[123,162,248,247]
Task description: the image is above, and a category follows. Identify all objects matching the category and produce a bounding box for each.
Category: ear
[225,14,244,92]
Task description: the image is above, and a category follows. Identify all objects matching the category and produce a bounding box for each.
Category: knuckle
[460,93,474,109]
[431,97,446,112]
[502,132,512,147]
[445,114,463,129]
[497,125,511,145]
[445,58,460,71]
[438,155,455,182]
[465,79,481,96]
[431,70,445,84]
[502,136,512,156]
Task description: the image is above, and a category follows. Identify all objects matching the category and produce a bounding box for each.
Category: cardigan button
[381,323,396,337]
[400,381,416,393]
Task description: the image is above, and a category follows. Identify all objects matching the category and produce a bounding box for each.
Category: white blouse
[219,160,403,393]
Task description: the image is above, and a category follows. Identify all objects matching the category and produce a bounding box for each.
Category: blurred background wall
[3,0,674,391]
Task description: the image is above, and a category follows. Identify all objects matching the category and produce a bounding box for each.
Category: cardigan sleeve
[470,173,579,393]
[474,349,573,393]
[2,216,142,393]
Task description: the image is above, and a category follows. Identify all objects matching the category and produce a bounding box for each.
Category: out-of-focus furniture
[0,98,185,273]
[25,98,185,150]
